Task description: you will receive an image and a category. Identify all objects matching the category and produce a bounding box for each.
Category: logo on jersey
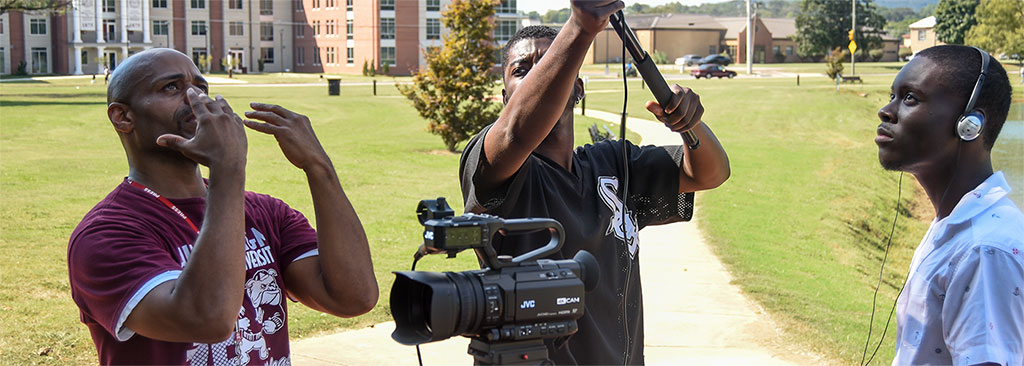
[597,176,639,259]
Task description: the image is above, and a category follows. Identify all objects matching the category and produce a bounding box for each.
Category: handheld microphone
[609,11,700,150]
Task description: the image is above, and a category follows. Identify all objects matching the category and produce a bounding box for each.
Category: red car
[691,64,737,79]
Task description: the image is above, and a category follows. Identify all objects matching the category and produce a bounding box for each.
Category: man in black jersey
[459,2,731,364]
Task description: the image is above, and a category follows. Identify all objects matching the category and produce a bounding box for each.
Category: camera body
[390,198,599,361]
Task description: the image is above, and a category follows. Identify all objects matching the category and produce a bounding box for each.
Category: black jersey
[460,124,692,365]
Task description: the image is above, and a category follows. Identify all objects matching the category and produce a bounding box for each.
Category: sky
[517,0,734,15]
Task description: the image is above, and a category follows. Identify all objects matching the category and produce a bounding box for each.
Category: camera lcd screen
[445,226,482,248]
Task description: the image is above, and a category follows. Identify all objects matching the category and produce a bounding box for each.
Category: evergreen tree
[934,0,980,44]
[397,0,501,152]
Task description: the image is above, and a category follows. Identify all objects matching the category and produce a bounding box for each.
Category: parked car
[691,64,737,79]
[700,54,733,66]
[674,54,703,66]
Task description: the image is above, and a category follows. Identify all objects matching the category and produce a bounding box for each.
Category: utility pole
[746,0,752,74]
[851,0,856,75]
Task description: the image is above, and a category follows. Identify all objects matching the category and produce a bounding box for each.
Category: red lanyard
[126,178,201,233]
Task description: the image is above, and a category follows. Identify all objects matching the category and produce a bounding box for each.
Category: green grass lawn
[1,72,1020,364]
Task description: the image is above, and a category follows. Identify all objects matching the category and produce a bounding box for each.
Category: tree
[794,0,887,59]
[397,0,501,152]
[966,0,1023,63]
[934,0,980,44]
[0,0,69,14]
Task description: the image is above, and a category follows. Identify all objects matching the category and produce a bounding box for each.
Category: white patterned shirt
[893,172,1024,366]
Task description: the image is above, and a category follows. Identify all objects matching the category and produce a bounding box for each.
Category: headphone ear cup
[956,112,985,141]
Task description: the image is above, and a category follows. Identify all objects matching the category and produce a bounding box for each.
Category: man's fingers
[215,95,235,114]
[244,110,288,126]
[242,119,281,135]
[185,89,211,116]
[665,86,686,115]
[644,100,665,119]
[250,102,292,118]
[156,134,188,150]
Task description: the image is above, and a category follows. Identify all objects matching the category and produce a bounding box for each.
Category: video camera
[390,198,600,365]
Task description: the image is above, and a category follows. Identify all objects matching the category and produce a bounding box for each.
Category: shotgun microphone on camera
[609,10,700,150]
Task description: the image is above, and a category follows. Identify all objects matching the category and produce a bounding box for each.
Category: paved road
[289,110,821,365]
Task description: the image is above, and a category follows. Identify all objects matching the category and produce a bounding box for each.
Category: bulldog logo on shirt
[597,176,639,258]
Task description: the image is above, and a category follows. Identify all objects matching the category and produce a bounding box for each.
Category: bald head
[107,48,196,105]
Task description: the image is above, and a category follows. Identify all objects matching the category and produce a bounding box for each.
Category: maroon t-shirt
[68,179,318,365]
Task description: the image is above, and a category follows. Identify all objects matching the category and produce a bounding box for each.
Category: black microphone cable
[618,36,635,366]
[860,172,905,366]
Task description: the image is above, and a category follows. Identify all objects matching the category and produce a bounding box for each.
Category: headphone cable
[860,172,905,366]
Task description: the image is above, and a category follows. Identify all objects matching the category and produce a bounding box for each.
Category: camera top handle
[486,218,565,270]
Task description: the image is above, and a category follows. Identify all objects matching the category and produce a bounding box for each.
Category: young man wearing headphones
[877,45,1023,364]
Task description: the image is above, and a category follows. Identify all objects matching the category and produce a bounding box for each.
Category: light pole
[745,0,752,74]
[851,0,856,76]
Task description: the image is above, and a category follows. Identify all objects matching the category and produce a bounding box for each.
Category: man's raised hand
[156,88,248,170]
[243,103,331,172]
[569,0,624,35]
[644,84,704,133]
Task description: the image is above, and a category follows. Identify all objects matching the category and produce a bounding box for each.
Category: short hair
[107,48,188,105]
[917,45,1013,149]
[501,25,559,70]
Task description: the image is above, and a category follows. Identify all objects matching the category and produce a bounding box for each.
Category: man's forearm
[304,162,378,315]
[679,122,730,192]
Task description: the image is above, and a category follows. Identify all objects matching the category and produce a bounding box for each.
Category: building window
[31,47,48,74]
[294,0,303,12]
[191,21,207,36]
[261,47,274,63]
[347,47,354,64]
[426,18,440,40]
[191,0,205,8]
[0,18,4,34]
[381,46,395,66]
[229,21,244,36]
[1,48,6,73]
[325,0,333,8]
[380,0,393,10]
[313,20,320,36]
[346,0,352,11]
[326,47,335,64]
[917,29,926,41]
[29,19,47,35]
[295,23,305,37]
[297,47,305,65]
[496,0,515,14]
[229,0,243,9]
[786,45,794,56]
[103,0,116,12]
[494,19,515,42]
[191,48,207,68]
[772,45,780,55]
[380,18,394,39]
[260,22,273,41]
[313,48,321,65]
[153,20,169,35]
[152,0,167,8]
[346,19,353,39]
[81,49,88,64]
[426,0,440,11]
[326,20,334,35]
[260,0,273,15]
[312,0,319,9]
[103,19,117,40]
[709,45,717,54]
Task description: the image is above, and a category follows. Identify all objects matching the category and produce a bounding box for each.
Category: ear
[574,77,585,101]
[107,102,134,133]
[502,88,509,106]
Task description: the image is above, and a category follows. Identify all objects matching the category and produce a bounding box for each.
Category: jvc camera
[390,198,599,365]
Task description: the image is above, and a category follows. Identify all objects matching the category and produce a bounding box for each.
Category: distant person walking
[103,66,110,84]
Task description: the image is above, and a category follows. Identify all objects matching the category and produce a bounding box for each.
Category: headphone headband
[963,47,991,115]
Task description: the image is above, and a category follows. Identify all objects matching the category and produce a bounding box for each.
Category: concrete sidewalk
[290,111,816,365]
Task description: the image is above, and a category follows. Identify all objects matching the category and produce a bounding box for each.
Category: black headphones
[955,47,991,141]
